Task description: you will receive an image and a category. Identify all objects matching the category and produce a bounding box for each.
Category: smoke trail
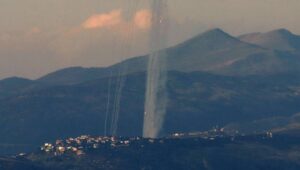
[104,70,112,136]
[143,0,169,138]
[109,0,141,136]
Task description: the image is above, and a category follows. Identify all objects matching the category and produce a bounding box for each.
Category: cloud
[134,9,152,30]
[24,27,42,38]
[30,27,41,34]
[82,10,122,29]
[82,9,152,31]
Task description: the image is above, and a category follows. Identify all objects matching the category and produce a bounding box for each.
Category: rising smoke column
[143,0,169,138]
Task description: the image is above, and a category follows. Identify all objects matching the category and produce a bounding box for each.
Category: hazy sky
[0,0,300,79]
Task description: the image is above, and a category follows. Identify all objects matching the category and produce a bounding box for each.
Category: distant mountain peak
[173,28,243,52]
[200,28,234,39]
[239,28,300,52]
[37,66,107,85]
[265,29,295,39]
[0,77,31,82]
[240,29,293,38]
[269,28,292,35]
[203,28,226,34]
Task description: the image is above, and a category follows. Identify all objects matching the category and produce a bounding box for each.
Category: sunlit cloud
[24,27,42,38]
[30,27,41,34]
[82,10,122,29]
[134,9,152,30]
[82,9,152,31]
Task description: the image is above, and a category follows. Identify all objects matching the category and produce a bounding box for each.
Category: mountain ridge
[239,28,300,52]
[30,28,300,85]
[2,28,300,85]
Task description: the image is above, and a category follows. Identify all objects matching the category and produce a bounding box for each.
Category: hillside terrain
[1,72,300,155]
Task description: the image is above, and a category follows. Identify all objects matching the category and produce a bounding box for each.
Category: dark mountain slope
[0,157,40,170]
[0,77,39,99]
[37,67,109,85]
[1,72,300,154]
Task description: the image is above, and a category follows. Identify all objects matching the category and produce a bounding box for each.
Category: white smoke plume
[143,0,169,138]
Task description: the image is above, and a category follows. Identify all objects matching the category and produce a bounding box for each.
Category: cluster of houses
[171,127,229,140]
[171,127,274,141]
[40,135,134,156]
[39,130,274,157]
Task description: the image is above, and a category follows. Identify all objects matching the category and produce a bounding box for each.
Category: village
[38,126,274,157]
[40,135,142,156]
[39,128,225,156]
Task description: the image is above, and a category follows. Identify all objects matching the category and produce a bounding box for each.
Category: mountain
[239,29,300,52]
[166,28,262,72]
[0,77,38,99]
[37,67,109,85]
[37,28,300,85]
[165,28,300,75]
[2,28,300,155]
[0,77,33,89]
